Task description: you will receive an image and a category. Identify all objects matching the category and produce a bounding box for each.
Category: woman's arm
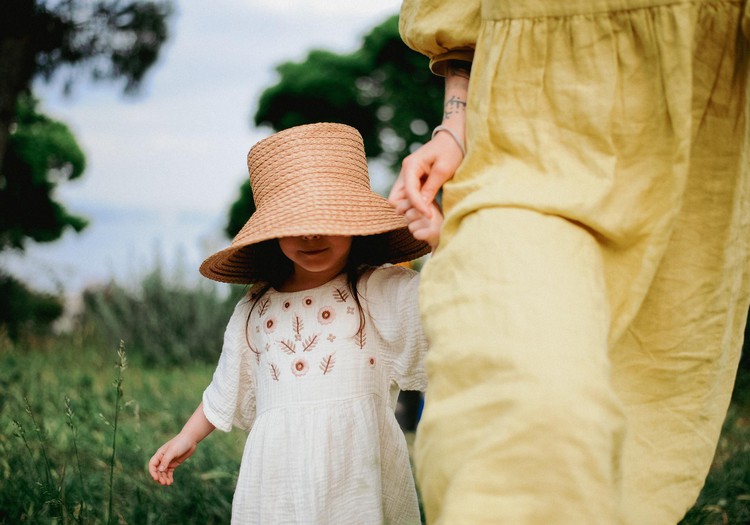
[389,60,471,217]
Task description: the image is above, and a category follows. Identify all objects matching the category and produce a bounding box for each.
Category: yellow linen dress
[400,1,750,523]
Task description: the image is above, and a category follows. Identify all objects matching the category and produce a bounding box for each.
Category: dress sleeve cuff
[202,387,233,433]
[429,49,475,76]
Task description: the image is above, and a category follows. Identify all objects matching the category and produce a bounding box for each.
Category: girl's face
[278,235,353,290]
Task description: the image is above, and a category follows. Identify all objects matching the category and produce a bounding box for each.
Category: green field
[1,331,748,524]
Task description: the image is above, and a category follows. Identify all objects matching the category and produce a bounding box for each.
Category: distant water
[0,201,231,298]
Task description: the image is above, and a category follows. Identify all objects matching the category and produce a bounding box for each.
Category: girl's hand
[389,131,463,218]
[148,402,214,486]
[400,200,444,251]
[148,433,198,486]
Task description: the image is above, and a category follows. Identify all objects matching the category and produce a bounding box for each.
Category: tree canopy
[226,14,443,238]
[0,0,173,250]
[0,94,87,250]
[0,0,173,337]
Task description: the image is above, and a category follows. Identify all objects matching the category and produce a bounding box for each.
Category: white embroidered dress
[202,265,427,525]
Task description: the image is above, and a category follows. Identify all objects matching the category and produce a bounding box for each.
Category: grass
[679,401,750,525]
[1,329,748,524]
[0,333,245,524]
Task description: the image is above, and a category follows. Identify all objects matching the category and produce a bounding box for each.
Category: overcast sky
[2,0,407,296]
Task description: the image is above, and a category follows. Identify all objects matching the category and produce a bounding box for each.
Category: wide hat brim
[199,123,430,284]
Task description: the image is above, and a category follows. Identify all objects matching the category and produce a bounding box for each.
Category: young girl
[148,122,442,525]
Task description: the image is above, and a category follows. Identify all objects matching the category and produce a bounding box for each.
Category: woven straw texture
[200,123,430,283]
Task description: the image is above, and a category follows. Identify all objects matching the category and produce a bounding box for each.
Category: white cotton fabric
[202,265,427,525]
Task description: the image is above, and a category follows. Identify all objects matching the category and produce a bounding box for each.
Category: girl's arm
[389,60,470,217]
[148,402,216,486]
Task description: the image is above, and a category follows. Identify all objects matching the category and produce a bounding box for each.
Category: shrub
[0,272,63,341]
[77,265,245,365]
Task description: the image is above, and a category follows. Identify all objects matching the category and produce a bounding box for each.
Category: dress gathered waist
[254,374,383,416]
[482,0,740,19]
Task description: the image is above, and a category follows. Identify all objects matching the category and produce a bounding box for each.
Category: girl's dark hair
[244,234,391,343]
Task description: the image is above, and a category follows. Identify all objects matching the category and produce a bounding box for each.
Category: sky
[1,0,406,298]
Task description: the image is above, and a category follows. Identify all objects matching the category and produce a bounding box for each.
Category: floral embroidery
[249,342,262,364]
[279,339,296,355]
[303,334,320,352]
[258,297,271,317]
[318,306,335,325]
[293,315,303,340]
[347,306,355,315]
[333,288,349,302]
[327,333,336,343]
[319,354,336,375]
[291,358,309,377]
[263,316,277,333]
[303,296,314,308]
[354,328,366,350]
[270,363,281,381]
[368,357,376,367]
[282,300,291,311]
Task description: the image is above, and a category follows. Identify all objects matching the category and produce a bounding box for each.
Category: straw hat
[200,122,431,284]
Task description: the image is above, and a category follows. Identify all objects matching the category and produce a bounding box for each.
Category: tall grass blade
[106,341,127,525]
[23,396,54,493]
[65,395,87,523]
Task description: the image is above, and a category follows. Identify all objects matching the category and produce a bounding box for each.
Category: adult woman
[391,2,750,523]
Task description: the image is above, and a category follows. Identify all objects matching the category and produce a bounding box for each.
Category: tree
[0,94,87,250]
[225,14,443,238]
[0,0,173,170]
[0,0,172,338]
[0,0,172,249]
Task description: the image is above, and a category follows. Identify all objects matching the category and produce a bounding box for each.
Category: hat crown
[248,123,370,209]
[198,122,431,284]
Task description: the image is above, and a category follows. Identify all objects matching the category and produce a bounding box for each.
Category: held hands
[389,129,462,250]
[392,193,444,251]
[148,433,199,486]
[388,130,463,218]
[390,58,468,232]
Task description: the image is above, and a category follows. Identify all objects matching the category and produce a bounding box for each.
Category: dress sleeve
[399,0,481,75]
[202,295,256,432]
[363,265,428,392]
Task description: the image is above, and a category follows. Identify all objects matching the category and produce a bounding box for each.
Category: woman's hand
[389,131,464,217]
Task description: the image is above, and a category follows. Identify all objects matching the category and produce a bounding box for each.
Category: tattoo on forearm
[444,60,470,120]
[444,95,467,120]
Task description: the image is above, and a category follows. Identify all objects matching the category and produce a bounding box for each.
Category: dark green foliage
[733,312,750,405]
[0,94,87,251]
[0,0,173,253]
[1,0,173,98]
[679,429,750,524]
[224,179,255,239]
[0,271,63,341]
[78,265,246,365]
[257,49,376,151]
[254,14,443,170]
